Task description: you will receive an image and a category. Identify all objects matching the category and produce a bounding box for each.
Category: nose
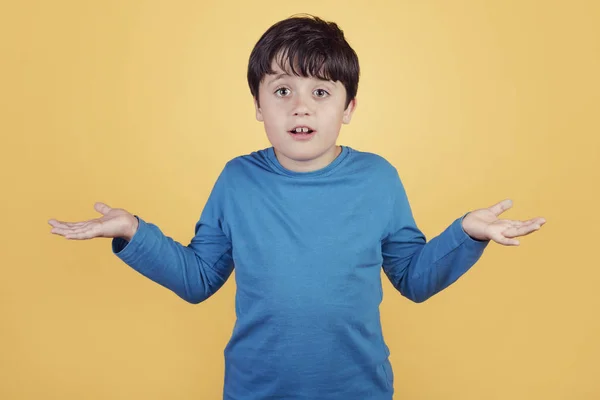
[292,94,312,116]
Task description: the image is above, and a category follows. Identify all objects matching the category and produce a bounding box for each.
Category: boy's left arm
[382,179,546,303]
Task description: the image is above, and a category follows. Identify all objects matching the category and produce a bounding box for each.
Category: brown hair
[247,14,360,109]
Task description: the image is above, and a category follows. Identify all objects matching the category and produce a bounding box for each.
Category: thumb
[94,202,112,215]
[488,199,513,217]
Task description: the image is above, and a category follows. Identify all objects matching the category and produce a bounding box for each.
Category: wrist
[123,215,139,242]
[461,212,489,242]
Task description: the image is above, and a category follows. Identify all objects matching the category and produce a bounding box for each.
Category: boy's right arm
[49,202,234,304]
[111,213,234,304]
[49,166,235,304]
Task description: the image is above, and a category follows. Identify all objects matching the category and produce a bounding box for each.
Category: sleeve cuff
[111,215,152,263]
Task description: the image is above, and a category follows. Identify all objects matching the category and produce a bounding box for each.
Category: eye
[275,87,290,97]
[314,89,330,98]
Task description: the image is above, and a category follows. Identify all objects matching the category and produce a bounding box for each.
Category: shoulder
[221,148,272,176]
[347,147,401,180]
[204,148,272,186]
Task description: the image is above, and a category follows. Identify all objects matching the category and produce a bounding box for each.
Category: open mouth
[287,126,316,141]
[288,127,315,134]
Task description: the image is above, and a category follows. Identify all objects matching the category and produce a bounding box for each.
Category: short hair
[247,14,360,110]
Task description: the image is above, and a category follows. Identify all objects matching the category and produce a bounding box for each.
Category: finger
[56,221,92,232]
[519,217,546,226]
[488,199,513,217]
[65,230,99,240]
[501,217,546,230]
[94,202,112,215]
[48,219,72,228]
[50,227,77,237]
[50,226,67,236]
[48,219,68,228]
[64,223,101,236]
[502,220,532,230]
[491,231,520,246]
[63,221,89,228]
[48,219,88,228]
[51,221,92,234]
[502,223,542,238]
[51,225,99,240]
[503,220,524,227]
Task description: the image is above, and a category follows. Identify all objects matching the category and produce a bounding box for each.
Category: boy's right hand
[48,202,139,241]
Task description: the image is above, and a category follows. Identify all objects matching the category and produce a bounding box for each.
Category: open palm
[462,199,546,246]
[48,202,138,240]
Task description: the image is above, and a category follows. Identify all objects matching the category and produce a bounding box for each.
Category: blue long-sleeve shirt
[112,145,489,399]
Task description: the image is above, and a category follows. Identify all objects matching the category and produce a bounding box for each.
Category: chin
[269,133,338,161]
[278,147,318,161]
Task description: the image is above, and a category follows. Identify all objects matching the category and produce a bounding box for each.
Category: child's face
[254,61,357,172]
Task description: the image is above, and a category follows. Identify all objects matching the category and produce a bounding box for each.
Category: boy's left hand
[462,199,546,246]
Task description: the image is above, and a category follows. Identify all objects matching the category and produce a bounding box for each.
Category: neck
[275,145,342,173]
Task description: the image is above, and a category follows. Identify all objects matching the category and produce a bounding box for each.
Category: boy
[48,14,545,400]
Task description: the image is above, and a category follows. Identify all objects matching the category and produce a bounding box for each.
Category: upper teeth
[294,127,310,133]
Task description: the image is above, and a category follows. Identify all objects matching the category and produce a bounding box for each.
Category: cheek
[322,106,346,125]
[262,114,283,138]
[262,112,278,126]
[263,107,285,127]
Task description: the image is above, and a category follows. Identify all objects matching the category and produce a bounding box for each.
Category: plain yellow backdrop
[2,0,599,399]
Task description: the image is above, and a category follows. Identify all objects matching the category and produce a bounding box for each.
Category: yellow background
[2,0,599,399]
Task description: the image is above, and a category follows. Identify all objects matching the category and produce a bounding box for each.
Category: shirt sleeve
[111,165,234,304]
[381,169,489,303]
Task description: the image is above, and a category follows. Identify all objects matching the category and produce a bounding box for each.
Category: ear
[342,97,357,124]
[254,97,264,122]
